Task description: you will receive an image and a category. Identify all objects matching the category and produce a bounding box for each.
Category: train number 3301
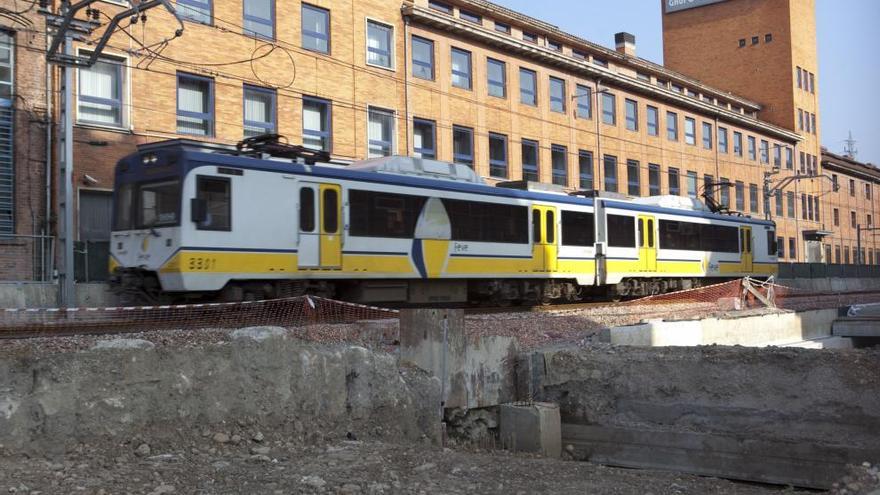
[188,257,218,271]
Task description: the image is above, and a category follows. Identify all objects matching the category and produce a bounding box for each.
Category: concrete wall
[0,330,440,456]
[0,282,119,308]
[520,345,880,488]
[608,308,839,347]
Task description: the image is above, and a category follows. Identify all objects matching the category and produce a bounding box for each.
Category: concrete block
[499,402,561,458]
[833,319,880,337]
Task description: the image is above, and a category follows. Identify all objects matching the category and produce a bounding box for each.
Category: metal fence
[0,234,54,282]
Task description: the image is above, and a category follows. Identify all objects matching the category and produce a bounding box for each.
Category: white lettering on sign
[665,0,729,13]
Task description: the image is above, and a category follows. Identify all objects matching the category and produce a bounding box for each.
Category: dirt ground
[0,437,811,495]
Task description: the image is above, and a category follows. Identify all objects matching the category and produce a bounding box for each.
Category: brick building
[3,0,878,282]
[0,3,52,281]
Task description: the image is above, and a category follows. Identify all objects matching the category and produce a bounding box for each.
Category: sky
[492,0,880,166]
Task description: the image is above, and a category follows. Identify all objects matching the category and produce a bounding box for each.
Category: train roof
[117,139,776,227]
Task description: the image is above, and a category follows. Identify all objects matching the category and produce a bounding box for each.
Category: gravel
[0,437,812,495]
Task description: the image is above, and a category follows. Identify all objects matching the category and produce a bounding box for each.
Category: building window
[789,238,796,260]
[702,122,712,150]
[718,127,728,153]
[851,211,857,228]
[869,214,874,227]
[735,181,744,211]
[593,57,608,68]
[810,73,815,94]
[245,0,274,39]
[796,67,802,89]
[549,77,566,113]
[627,160,640,196]
[686,171,697,199]
[412,118,436,159]
[489,133,508,178]
[576,85,592,119]
[411,36,434,80]
[302,96,331,151]
[452,125,474,168]
[572,49,587,60]
[0,32,13,235]
[815,196,820,223]
[646,106,659,136]
[178,0,212,24]
[773,145,782,168]
[835,245,841,264]
[867,184,872,200]
[748,136,756,160]
[459,9,481,24]
[702,175,714,202]
[451,48,472,90]
[366,20,393,69]
[667,112,678,141]
[367,107,394,157]
[301,4,330,51]
[487,58,506,98]
[732,130,742,155]
[637,72,650,82]
[739,38,746,48]
[625,99,638,131]
[775,190,783,217]
[849,179,856,196]
[777,237,785,258]
[765,33,772,43]
[521,139,540,182]
[804,111,811,133]
[668,167,680,196]
[428,0,452,14]
[551,145,568,186]
[811,113,816,134]
[494,22,511,34]
[759,140,769,164]
[721,178,730,207]
[77,56,124,126]
[798,109,804,131]
[648,164,660,196]
[803,194,810,220]
[522,32,538,44]
[833,208,840,226]
[786,191,795,218]
[786,147,793,170]
[844,246,850,264]
[243,85,276,138]
[749,183,759,213]
[519,68,537,106]
[684,117,696,145]
[604,155,618,192]
[579,151,593,190]
[177,73,214,136]
[601,92,616,125]
[548,40,562,52]
[751,36,759,45]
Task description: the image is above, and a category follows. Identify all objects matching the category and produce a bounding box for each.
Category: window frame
[666,111,678,141]
[718,126,728,154]
[302,95,332,152]
[521,139,540,182]
[624,98,638,131]
[243,0,275,40]
[194,175,232,232]
[519,68,538,106]
[459,9,482,24]
[576,84,592,119]
[177,0,213,25]
[648,164,660,196]
[603,154,618,193]
[668,167,680,196]
[627,159,641,196]
[243,84,277,138]
[453,125,474,168]
[367,106,395,157]
[748,136,756,160]
[684,117,696,145]
[412,117,437,159]
[551,144,568,186]
[451,47,473,90]
[176,72,215,137]
[411,35,435,81]
[701,121,712,150]
[601,92,616,125]
[549,76,566,113]
[578,150,593,190]
[488,132,509,179]
[76,52,127,129]
[365,18,395,70]
[487,58,507,98]
[646,105,659,136]
[301,3,330,53]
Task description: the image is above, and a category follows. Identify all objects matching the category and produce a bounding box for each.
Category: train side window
[607,215,636,247]
[637,219,644,247]
[349,190,426,238]
[323,188,338,234]
[443,199,529,244]
[194,176,231,231]
[561,211,595,246]
[532,209,541,243]
[647,219,654,247]
[300,188,315,233]
[767,231,777,256]
[545,210,555,244]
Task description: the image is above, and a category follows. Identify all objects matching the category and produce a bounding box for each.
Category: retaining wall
[519,345,880,488]
[0,329,440,456]
[0,282,118,308]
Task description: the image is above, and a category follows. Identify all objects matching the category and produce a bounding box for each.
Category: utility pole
[41,0,183,307]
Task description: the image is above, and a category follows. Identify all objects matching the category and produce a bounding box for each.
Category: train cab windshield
[114,179,182,230]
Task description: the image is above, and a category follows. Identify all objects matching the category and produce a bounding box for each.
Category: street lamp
[572,82,613,191]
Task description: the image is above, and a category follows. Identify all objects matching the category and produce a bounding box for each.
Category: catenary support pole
[58,30,75,307]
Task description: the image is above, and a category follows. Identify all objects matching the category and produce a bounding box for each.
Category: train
[109,136,778,304]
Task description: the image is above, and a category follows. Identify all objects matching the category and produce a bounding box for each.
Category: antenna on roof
[843,131,858,160]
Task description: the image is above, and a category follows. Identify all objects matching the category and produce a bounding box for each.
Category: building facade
[821,150,880,265]
[2,0,877,283]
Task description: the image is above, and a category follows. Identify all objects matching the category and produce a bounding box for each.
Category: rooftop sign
[665,0,729,13]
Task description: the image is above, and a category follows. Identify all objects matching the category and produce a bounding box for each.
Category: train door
[532,205,558,272]
[638,215,657,272]
[298,183,342,269]
[740,226,753,272]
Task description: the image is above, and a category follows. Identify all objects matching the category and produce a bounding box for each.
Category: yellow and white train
[109,138,778,304]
